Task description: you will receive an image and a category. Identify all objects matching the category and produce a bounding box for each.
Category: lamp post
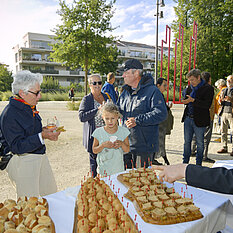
[155,0,165,82]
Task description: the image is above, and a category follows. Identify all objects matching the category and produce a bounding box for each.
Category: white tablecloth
[211,160,233,233]
[45,171,232,233]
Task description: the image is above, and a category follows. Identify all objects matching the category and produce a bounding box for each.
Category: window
[45,66,54,71]
[31,40,51,50]
[31,54,42,61]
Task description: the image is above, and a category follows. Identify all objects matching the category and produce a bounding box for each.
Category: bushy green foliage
[0,91,12,101]
[0,64,13,92]
[39,92,69,101]
[41,76,60,90]
[171,0,233,83]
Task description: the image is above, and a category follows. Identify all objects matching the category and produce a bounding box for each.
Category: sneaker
[217,148,228,153]
[202,157,215,163]
[152,160,163,166]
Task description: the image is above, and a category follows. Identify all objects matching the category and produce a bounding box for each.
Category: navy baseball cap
[121,59,143,71]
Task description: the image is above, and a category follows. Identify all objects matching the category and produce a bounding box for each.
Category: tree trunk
[84,58,88,95]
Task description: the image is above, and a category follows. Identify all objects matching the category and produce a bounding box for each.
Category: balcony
[30,69,59,74]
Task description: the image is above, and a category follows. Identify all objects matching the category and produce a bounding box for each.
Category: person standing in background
[69,87,74,100]
[181,69,214,165]
[217,75,233,156]
[214,79,227,141]
[153,78,172,166]
[191,72,215,163]
[102,72,118,103]
[117,59,167,168]
[79,74,111,177]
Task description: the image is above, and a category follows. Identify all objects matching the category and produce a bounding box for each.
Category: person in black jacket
[154,164,233,194]
[182,69,214,165]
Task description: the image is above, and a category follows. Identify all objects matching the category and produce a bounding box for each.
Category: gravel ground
[0,101,232,202]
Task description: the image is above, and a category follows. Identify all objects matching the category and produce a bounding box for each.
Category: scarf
[187,79,205,115]
[13,96,39,117]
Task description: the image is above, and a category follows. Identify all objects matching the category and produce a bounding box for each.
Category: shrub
[0,91,12,101]
[67,101,81,110]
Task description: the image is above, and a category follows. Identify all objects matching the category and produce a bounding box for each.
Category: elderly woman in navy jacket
[79,74,111,177]
[0,70,61,197]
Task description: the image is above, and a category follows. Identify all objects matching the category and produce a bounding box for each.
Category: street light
[155,0,165,82]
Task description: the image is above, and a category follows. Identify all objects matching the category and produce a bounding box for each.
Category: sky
[0,0,177,72]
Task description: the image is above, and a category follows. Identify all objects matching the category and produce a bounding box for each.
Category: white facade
[13,32,173,86]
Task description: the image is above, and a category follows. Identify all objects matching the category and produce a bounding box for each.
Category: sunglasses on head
[28,90,41,96]
[91,81,102,85]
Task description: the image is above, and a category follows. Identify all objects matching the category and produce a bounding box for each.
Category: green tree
[0,64,13,92]
[50,0,119,94]
[171,0,233,83]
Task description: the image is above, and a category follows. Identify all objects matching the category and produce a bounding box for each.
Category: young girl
[92,102,130,176]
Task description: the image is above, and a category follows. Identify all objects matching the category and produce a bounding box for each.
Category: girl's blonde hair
[98,101,122,118]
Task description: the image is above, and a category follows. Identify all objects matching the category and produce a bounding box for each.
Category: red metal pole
[160,25,171,102]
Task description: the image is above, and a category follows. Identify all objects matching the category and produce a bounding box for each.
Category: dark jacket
[0,97,45,155]
[78,92,110,154]
[117,73,167,153]
[182,82,214,127]
[186,164,233,194]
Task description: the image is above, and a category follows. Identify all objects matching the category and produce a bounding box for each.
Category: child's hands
[102,141,114,149]
[113,140,123,149]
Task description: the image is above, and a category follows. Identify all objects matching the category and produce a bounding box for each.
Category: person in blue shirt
[102,72,118,103]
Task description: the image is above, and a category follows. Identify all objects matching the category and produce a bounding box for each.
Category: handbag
[0,142,13,170]
[0,153,13,170]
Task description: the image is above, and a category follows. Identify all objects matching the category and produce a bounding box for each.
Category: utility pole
[155,0,165,82]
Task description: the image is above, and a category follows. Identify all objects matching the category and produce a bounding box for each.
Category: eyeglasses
[91,81,102,85]
[28,90,41,96]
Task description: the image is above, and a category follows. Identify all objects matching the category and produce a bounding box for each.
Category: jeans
[183,117,206,165]
[191,120,213,159]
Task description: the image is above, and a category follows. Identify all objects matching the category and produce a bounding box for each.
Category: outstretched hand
[153,164,188,183]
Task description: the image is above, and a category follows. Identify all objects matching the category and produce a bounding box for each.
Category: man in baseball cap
[117,58,167,169]
[121,58,143,71]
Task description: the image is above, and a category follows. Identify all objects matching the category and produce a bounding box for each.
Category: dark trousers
[124,152,133,169]
[124,152,153,168]
[89,153,97,177]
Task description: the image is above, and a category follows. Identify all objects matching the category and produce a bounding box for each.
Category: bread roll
[37,216,51,227]
[4,229,18,233]
[4,220,15,230]
[0,207,10,220]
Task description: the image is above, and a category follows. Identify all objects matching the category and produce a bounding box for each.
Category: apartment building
[13,32,173,86]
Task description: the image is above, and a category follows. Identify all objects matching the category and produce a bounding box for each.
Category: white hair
[12,70,43,95]
[88,74,102,84]
[131,69,143,76]
[215,79,226,88]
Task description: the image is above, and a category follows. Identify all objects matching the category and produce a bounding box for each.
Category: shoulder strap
[105,92,111,100]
